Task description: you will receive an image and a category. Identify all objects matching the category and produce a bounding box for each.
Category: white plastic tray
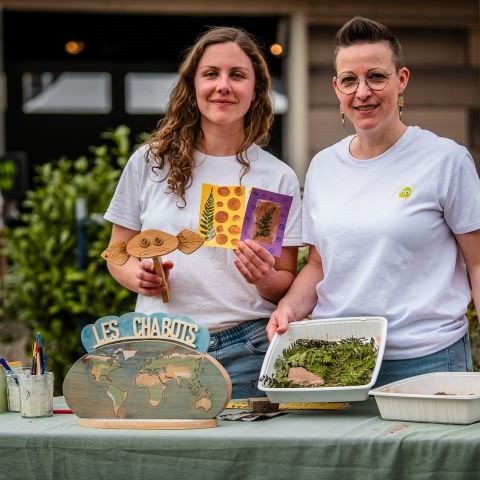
[258,317,387,403]
[370,372,480,424]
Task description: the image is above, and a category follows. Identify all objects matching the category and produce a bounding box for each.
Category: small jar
[19,371,54,418]
[0,367,7,413]
[6,371,21,412]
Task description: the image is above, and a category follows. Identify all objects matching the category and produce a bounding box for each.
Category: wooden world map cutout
[101,229,204,303]
[63,312,232,429]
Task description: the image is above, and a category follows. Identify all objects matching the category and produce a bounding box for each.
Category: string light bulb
[65,40,85,55]
[270,43,284,56]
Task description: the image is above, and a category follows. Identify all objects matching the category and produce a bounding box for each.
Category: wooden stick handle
[152,256,169,303]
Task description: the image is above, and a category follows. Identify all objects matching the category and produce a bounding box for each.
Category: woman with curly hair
[104,26,302,398]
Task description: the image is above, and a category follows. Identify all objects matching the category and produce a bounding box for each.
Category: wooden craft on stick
[101,229,204,303]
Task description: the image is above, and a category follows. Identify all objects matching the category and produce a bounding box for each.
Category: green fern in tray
[265,337,377,388]
[199,188,216,241]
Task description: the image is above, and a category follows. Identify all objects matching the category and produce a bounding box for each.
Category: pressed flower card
[240,188,292,256]
[198,184,246,249]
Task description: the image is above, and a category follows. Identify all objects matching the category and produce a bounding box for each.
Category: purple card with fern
[240,188,293,257]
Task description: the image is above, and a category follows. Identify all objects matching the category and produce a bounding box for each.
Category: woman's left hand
[234,239,275,284]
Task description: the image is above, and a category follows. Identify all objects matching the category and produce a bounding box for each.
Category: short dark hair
[334,17,404,72]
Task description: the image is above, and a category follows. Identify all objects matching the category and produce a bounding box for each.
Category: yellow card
[199,184,246,249]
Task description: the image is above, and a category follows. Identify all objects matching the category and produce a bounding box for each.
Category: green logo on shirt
[398,186,413,199]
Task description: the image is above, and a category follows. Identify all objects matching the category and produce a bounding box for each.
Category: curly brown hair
[145,26,274,206]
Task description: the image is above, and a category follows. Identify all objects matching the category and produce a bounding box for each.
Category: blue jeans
[375,333,473,387]
[208,319,269,399]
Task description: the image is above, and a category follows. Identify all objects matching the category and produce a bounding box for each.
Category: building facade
[1,0,479,183]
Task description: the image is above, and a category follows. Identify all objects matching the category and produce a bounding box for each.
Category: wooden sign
[64,312,231,429]
[102,229,204,303]
[80,312,211,353]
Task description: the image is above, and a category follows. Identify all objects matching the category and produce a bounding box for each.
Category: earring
[398,94,405,118]
[339,106,345,127]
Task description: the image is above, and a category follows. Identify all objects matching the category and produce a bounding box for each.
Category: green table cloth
[0,399,479,480]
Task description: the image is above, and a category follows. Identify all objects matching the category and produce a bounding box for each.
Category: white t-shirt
[105,143,302,329]
[303,126,480,360]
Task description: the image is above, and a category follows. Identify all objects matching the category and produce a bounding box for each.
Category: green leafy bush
[468,303,480,371]
[0,157,16,192]
[3,126,136,391]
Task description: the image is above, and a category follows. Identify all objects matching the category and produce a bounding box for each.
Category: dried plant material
[227,198,242,211]
[215,211,229,223]
[252,200,281,244]
[287,367,325,387]
[199,187,216,241]
[434,392,475,396]
[101,241,129,265]
[198,184,246,249]
[241,188,293,257]
[217,186,231,196]
[216,234,228,245]
[264,337,377,388]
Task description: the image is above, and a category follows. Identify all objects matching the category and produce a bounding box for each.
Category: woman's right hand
[136,259,173,297]
[267,303,296,342]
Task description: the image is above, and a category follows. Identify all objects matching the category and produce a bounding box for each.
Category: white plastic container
[258,317,388,403]
[370,372,480,424]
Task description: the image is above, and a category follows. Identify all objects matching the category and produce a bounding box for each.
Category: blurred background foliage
[468,303,480,371]
[2,126,136,391]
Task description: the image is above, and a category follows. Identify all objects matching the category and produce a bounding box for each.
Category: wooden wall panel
[401,30,468,67]
[308,27,337,67]
[405,108,468,145]
[308,107,472,162]
[405,70,480,107]
[308,108,354,159]
[309,28,470,68]
[309,70,480,108]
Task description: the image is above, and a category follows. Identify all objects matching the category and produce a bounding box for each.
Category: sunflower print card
[198,184,246,249]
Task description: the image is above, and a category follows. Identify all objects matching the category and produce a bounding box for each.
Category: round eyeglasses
[334,69,393,95]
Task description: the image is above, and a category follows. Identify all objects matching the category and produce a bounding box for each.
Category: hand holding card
[240,188,293,257]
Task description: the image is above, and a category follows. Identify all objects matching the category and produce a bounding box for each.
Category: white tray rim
[370,371,480,400]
